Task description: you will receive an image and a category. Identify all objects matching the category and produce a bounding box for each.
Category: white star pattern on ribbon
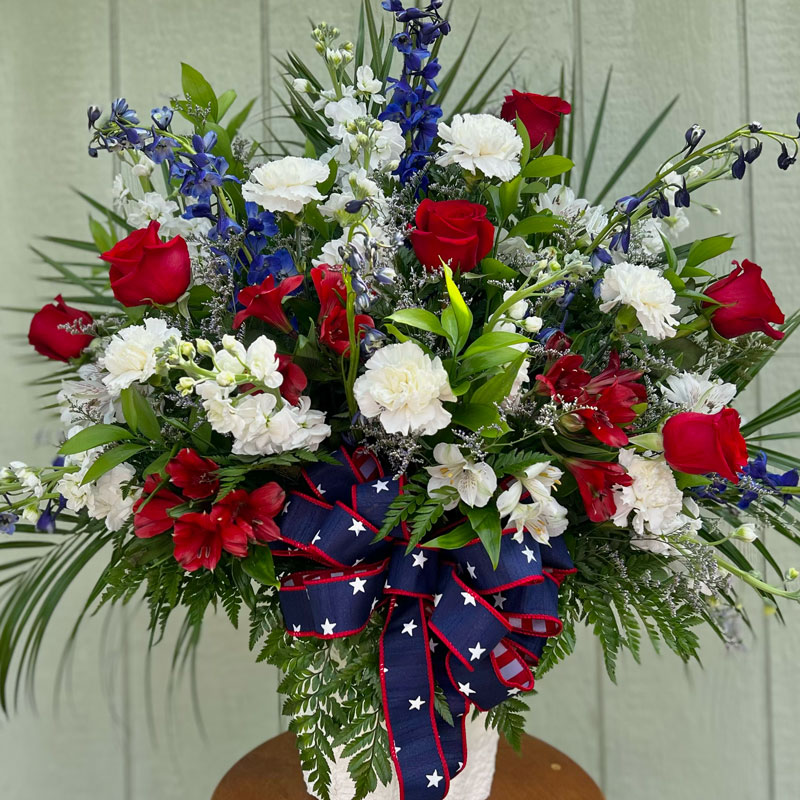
[282,500,291,514]
[426,770,443,788]
[409,696,425,710]
[493,593,506,609]
[374,480,389,493]
[507,687,521,696]
[292,624,301,632]
[402,620,418,637]
[349,577,367,595]
[315,483,326,495]
[320,618,337,636]
[349,519,366,536]
[457,681,475,697]
[522,545,537,564]
[312,530,321,544]
[433,593,442,607]
[468,642,486,661]
[411,551,428,569]
[465,562,477,579]
[461,591,476,606]
[370,597,379,612]
[429,640,438,652]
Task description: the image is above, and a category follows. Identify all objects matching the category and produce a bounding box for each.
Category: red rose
[28,295,94,361]
[663,408,748,483]
[311,266,374,357]
[276,354,308,405]
[234,274,303,332]
[133,476,183,538]
[100,220,191,307]
[565,458,631,523]
[410,199,494,273]
[704,259,785,340]
[500,91,571,151]
[165,448,220,500]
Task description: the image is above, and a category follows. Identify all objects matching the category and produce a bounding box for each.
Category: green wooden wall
[1,1,799,798]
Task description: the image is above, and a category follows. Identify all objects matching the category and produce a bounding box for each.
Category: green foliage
[485,695,530,751]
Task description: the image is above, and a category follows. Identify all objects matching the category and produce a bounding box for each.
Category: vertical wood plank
[112,3,281,797]
[0,3,130,799]
[742,2,800,798]
[578,2,770,798]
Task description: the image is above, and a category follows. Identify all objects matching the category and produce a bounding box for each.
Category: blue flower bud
[151,105,174,130]
[749,121,763,133]
[684,124,705,153]
[87,105,102,128]
[614,195,640,215]
[360,326,387,356]
[344,198,368,214]
[744,140,763,163]
[731,147,747,180]
[673,179,691,208]
[0,511,18,535]
[778,142,797,170]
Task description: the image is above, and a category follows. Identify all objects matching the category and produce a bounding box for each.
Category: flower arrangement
[4,2,800,799]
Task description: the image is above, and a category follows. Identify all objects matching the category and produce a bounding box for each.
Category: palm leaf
[578,67,612,196]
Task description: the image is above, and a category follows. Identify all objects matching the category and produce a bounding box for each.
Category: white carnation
[661,370,737,414]
[85,463,138,532]
[354,341,456,435]
[426,443,498,511]
[242,156,329,214]
[100,318,181,396]
[599,261,680,340]
[436,113,522,181]
[611,449,699,553]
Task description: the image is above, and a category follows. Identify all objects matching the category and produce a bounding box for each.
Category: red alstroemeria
[133,476,183,539]
[276,354,308,405]
[311,265,374,357]
[214,483,286,543]
[165,448,220,500]
[173,509,250,572]
[233,274,303,332]
[565,458,631,522]
[535,354,590,402]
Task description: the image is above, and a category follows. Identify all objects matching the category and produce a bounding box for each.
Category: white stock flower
[599,262,680,340]
[661,371,737,414]
[85,463,138,532]
[497,462,568,545]
[100,318,181,396]
[242,156,329,214]
[59,363,121,427]
[436,113,522,181]
[244,337,283,388]
[502,289,528,320]
[354,341,456,435]
[292,78,311,94]
[124,192,180,229]
[611,449,698,553]
[8,462,45,499]
[324,96,367,139]
[356,65,383,97]
[195,380,245,437]
[426,443,498,510]
[131,155,157,178]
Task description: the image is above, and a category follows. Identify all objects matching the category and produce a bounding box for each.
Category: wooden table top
[212,731,604,800]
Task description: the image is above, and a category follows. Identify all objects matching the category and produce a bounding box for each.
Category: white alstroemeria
[502,289,529,321]
[661,370,737,414]
[426,443,498,510]
[611,449,699,553]
[85,463,139,532]
[599,261,680,340]
[242,156,329,214]
[354,341,456,435]
[497,235,534,261]
[59,363,121,428]
[497,463,568,545]
[436,113,522,181]
[100,318,181,396]
[356,65,384,99]
[8,462,45,499]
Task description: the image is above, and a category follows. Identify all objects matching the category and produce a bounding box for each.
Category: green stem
[715,554,800,600]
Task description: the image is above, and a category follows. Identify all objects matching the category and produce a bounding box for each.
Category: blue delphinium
[0,510,18,535]
[737,451,799,510]
[379,1,450,184]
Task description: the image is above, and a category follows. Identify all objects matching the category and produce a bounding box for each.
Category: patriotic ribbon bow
[275,449,575,800]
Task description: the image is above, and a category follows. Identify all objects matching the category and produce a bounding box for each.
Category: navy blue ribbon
[275,449,575,799]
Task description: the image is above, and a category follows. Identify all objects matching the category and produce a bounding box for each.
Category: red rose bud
[565,458,631,523]
[663,408,748,484]
[165,448,220,500]
[500,91,571,151]
[101,220,191,307]
[133,475,183,538]
[28,295,94,361]
[233,274,303,332]
[704,259,785,340]
[276,354,308,405]
[410,199,494,273]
